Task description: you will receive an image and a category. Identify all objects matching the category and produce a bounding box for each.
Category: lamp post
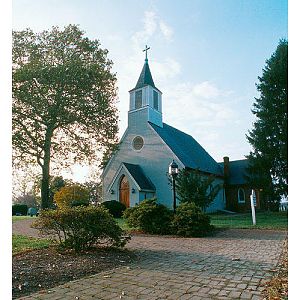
[169,160,179,212]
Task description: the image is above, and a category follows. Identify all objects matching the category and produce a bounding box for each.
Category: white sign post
[250,189,256,226]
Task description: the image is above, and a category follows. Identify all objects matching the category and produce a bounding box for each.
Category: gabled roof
[133,59,155,90]
[149,122,223,176]
[123,162,156,191]
[219,159,248,185]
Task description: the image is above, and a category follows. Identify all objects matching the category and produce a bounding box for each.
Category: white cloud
[192,81,221,98]
[159,21,173,41]
[144,11,157,36]
[131,10,174,50]
[163,81,237,131]
[152,58,181,81]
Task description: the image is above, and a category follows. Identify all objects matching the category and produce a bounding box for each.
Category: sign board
[250,189,256,225]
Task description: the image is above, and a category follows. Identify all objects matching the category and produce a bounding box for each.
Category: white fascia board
[106,163,142,193]
[102,128,129,178]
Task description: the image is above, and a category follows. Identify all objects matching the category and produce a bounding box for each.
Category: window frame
[238,188,246,204]
[135,90,142,109]
[132,136,144,151]
[153,90,158,110]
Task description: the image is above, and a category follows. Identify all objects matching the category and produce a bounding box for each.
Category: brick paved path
[17,229,286,300]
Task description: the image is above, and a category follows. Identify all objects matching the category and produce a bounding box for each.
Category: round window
[132,136,144,150]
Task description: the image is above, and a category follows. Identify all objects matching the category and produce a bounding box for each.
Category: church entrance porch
[119,175,130,208]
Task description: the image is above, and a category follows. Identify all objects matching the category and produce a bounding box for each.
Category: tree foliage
[175,169,222,212]
[54,184,89,209]
[13,193,38,208]
[31,175,68,207]
[246,40,288,198]
[12,25,119,209]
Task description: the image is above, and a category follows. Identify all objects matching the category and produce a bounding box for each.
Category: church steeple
[134,58,155,90]
[128,46,163,128]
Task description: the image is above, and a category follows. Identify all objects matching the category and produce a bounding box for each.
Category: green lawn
[12,215,36,223]
[12,234,53,255]
[115,218,137,231]
[209,211,288,230]
[116,211,288,232]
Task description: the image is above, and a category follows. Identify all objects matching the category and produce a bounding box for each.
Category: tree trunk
[40,128,53,209]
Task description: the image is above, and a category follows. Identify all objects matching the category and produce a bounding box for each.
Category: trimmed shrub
[172,202,213,237]
[123,198,173,234]
[71,200,90,207]
[12,204,28,216]
[32,206,130,252]
[101,200,126,218]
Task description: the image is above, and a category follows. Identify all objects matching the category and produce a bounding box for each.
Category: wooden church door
[119,175,130,207]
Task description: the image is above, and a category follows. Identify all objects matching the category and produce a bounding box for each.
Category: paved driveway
[17,228,286,300]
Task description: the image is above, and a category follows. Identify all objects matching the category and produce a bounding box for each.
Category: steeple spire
[134,45,155,90]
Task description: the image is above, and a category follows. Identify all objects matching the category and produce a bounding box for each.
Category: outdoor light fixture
[169,160,179,212]
[131,188,135,194]
[110,189,115,195]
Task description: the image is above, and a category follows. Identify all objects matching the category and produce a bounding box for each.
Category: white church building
[102,53,258,213]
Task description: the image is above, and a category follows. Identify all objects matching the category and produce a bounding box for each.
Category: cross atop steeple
[143,45,150,61]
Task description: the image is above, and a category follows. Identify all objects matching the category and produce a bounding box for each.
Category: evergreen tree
[175,169,221,212]
[246,40,288,199]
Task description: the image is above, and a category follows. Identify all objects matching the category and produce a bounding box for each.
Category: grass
[209,211,288,230]
[12,234,53,255]
[115,218,138,231]
[116,211,288,232]
[12,215,36,223]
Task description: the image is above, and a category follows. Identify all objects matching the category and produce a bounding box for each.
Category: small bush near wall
[12,204,28,216]
[171,202,214,237]
[32,206,130,252]
[101,200,126,218]
[123,198,173,235]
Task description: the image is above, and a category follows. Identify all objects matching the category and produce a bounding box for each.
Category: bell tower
[128,46,163,128]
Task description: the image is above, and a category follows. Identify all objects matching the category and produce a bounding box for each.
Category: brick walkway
[17,229,286,300]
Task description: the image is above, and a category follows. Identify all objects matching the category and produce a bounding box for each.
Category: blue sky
[11,0,288,180]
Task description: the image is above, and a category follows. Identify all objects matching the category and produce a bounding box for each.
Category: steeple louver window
[153,90,158,110]
[135,90,142,109]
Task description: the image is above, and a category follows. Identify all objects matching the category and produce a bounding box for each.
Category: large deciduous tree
[13,25,119,209]
[246,40,288,199]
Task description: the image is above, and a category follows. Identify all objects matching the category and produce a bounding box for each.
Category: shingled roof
[123,162,156,191]
[149,122,223,176]
[134,59,155,90]
[219,159,248,185]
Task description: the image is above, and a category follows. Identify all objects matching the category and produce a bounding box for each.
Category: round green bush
[71,200,90,207]
[123,198,173,234]
[32,206,130,252]
[101,200,126,218]
[172,202,213,237]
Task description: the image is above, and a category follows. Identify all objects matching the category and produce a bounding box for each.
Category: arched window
[238,188,245,204]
